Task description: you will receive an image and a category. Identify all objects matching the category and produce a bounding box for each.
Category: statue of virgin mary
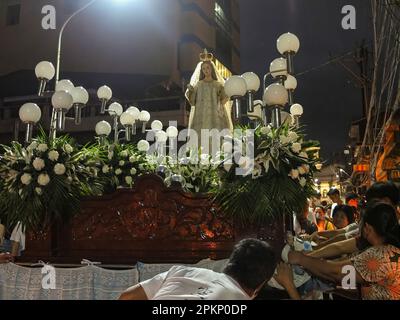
[185,50,233,144]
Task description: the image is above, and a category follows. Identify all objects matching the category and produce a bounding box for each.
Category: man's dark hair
[365,181,400,206]
[223,239,276,291]
[327,188,340,197]
[332,204,355,224]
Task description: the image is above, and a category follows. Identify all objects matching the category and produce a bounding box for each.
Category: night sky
[240,0,372,160]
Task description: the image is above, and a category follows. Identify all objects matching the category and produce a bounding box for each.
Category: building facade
[0,0,240,142]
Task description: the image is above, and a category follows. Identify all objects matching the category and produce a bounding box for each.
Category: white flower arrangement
[115,168,122,175]
[216,124,320,224]
[0,135,100,231]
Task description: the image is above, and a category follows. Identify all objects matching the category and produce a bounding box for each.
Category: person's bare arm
[307,238,358,259]
[119,284,148,300]
[313,234,347,250]
[289,251,364,284]
[274,262,301,300]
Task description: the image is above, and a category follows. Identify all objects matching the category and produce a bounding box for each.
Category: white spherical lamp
[119,112,136,126]
[270,58,288,79]
[55,79,74,93]
[284,75,298,90]
[151,120,163,131]
[277,32,300,55]
[97,85,112,100]
[70,86,89,105]
[166,126,179,138]
[155,130,168,143]
[51,91,73,110]
[19,103,42,123]
[241,72,260,92]
[35,61,55,81]
[137,140,150,152]
[139,111,151,122]
[108,102,123,116]
[95,121,112,136]
[263,83,288,106]
[224,76,247,97]
[126,106,140,119]
[290,103,303,116]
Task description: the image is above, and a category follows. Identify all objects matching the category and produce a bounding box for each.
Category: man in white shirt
[327,188,343,219]
[119,238,277,300]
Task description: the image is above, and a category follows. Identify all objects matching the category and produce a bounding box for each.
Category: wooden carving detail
[71,175,234,242]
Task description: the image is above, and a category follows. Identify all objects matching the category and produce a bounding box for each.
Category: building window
[214,2,231,39]
[6,4,21,26]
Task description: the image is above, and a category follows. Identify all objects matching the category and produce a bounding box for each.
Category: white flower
[27,141,38,151]
[291,142,302,154]
[37,143,48,152]
[299,177,307,187]
[120,151,128,158]
[298,166,306,175]
[115,168,122,175]
[200,154,210,166]
[130,168,137,175]
[20,173,32,185]
[48,150,59,161]
[119,160,125,166]
[289,169,299,180]
[67,176,73,184]
[54,163,66,175]
[252,164,263,179]
[280,135,291,145]
[37,173,50,186]
[64,144,73,154]
[125,176,133,185]
[108,151,114,160]
[129,155,136,163]
[137,140,150,152]
[35,187,43,195]
[33,157,45,171]
[102,165,110,174]
[302,164,310,174]
[299,152,308,159]
[260,126,271,135]
[288,131,299,142]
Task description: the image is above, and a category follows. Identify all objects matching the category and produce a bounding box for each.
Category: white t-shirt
[140,265,251,300]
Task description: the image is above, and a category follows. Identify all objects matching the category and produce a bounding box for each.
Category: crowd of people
[119,181,400,300]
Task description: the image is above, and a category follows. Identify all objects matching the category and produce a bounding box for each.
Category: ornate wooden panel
[22,175,285,264]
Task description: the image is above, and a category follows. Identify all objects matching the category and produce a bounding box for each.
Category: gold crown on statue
[200,49,214,62]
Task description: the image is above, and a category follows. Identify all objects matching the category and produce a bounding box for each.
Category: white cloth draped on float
[0,263,138,300]
[186,60,233,136]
